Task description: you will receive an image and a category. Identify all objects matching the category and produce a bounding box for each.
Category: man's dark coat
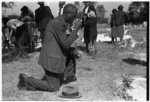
[38,15,78,73]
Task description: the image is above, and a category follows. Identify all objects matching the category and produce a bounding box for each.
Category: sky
[2,1,131,18]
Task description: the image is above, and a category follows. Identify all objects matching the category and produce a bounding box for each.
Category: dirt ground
[2,28,147,101]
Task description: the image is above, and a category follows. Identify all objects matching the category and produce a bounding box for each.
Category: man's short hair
[63,4,77,15]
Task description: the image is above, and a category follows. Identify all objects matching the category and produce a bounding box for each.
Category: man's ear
[64,14,69,18]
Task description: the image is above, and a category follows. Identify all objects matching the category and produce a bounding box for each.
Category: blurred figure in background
[2,17,10,50]
[12,6,35,58]
[20,6,35,52]
[35,2,54,44]
[82,2,97,53]
[110,8,117,43]
[20,6,34,21]
[2,25,10,50]
[115,5,128,43]
[7,18,24,52]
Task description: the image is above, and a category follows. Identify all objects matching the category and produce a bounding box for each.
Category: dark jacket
[115,10,127,26]
[38,15,78,73]
[110,14,116,27]
[35,6,54,30]
[83,4,97,42]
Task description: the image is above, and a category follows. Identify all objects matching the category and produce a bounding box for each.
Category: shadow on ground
[122,58,146,66]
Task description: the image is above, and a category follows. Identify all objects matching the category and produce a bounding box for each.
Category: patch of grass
[114,75,134,101]
[2,24,147,101]
[130,29,146,42]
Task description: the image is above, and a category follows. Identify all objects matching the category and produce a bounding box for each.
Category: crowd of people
[2,2,54,58]
[2,2,128,94]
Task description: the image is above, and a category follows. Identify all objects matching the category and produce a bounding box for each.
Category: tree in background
[2,2,15,17]
[96,4,108,24]
[139,2,148,22]
[96,4,106,19]
[2,2,15,9]
[127,2,148,24]
[58,1,66,15]
[74,1,84,19]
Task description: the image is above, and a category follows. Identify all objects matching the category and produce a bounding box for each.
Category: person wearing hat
[20,6,34,21]
[115,5,128,42]
[82,2,97,53]
[110,8,117,43]
[35,2,54,44]
[17,4,82,92]
[14,6,35,57]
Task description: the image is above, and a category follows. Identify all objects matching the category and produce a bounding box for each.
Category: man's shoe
[17,73,28,90]
[63,76,77,84]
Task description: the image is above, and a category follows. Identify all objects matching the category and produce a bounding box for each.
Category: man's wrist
[71,29,79,38]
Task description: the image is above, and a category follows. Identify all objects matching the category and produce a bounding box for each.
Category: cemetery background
[2,1,148,101]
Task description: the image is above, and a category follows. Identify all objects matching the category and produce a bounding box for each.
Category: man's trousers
[24,50,76,92]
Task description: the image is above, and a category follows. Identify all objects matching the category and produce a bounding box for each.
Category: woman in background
[83,2,97,53]
[110,8,117,43]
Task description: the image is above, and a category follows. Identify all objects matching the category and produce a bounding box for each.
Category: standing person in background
[17,6,35,56]
[2,26,10,50]
[2,17,10,50]
[35,2,54,44]
[7,19,24,54]
[17,4,82,92]
[20,6,35,52]
[110,8,117,43]
[115,5,127,43]
[82,2,97,53]
[58,1,66,15]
